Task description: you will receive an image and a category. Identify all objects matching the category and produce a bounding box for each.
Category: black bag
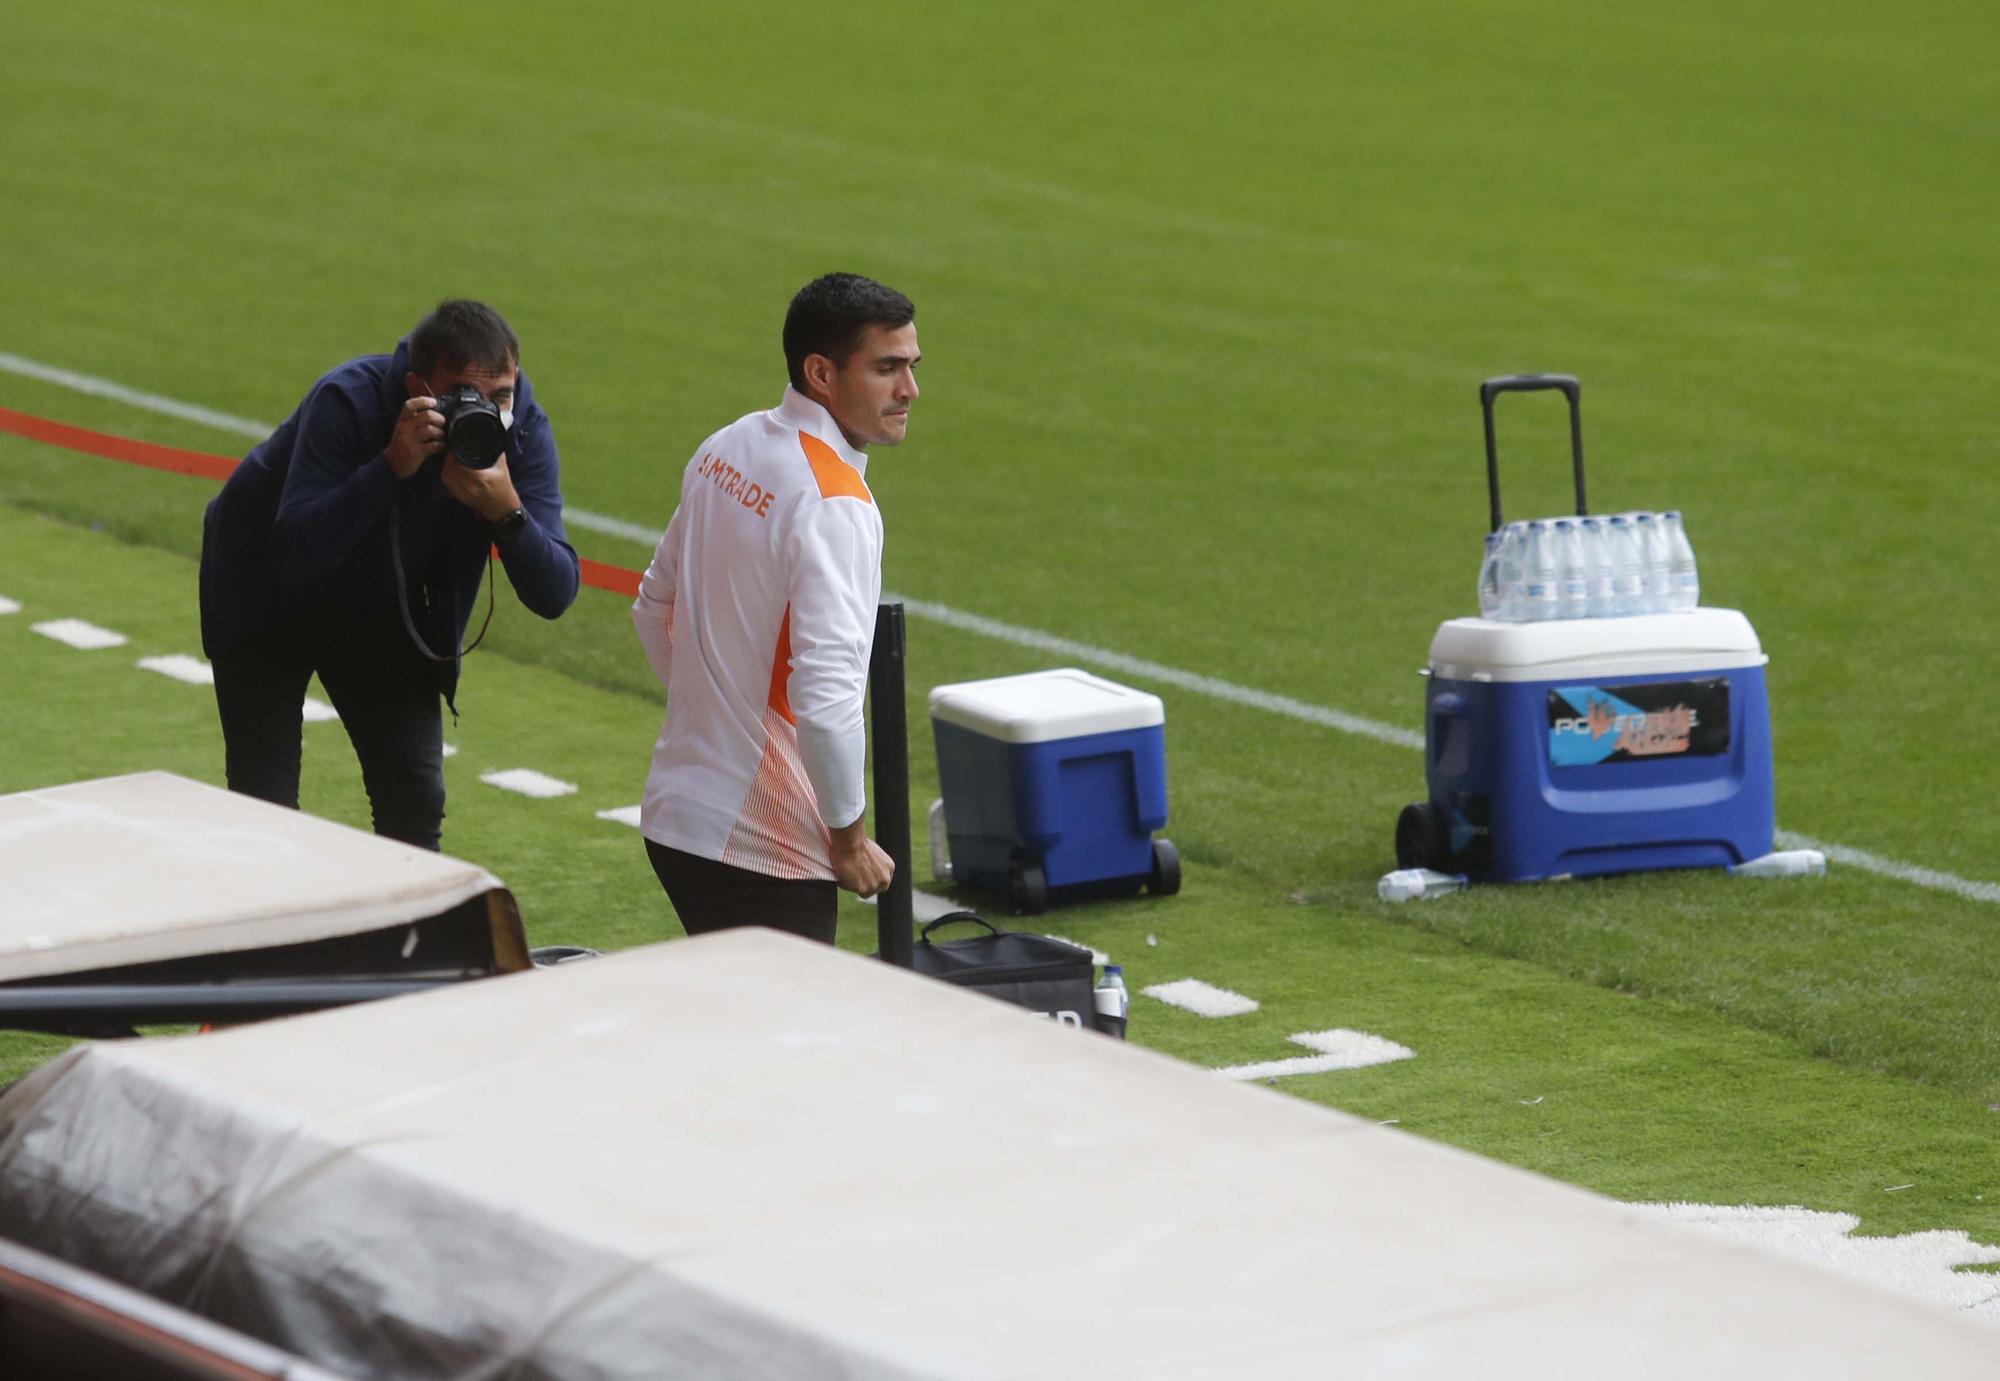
[908,913,1121,1038]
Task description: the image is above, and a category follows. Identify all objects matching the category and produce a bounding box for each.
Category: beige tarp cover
[0,929,1993,1378]
[0,772,504,982]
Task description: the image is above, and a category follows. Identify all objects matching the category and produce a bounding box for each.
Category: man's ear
[801,353,837,403]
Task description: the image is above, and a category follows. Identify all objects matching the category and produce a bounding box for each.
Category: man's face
[406,358,518,413]
[817,323,920,450]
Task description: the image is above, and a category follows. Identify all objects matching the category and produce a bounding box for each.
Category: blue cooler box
[929,669,1178,914]
[1411,609,1774,881]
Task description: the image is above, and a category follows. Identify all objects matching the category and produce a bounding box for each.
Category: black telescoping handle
[1480,373,1586,533]
[869,601,915,969]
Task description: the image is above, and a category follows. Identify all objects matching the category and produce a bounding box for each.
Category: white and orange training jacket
[633,388,883,881]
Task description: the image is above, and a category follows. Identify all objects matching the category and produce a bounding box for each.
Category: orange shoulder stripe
[798,431,873,504]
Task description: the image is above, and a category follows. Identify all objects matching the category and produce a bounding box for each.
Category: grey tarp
[0,772,508,982]
[1,929,1994,1378]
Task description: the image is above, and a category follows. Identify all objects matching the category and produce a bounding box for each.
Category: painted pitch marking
[1215,1028,1415,1081]
[1144,978,1259,1018]
[0,596,19,615]
[33,618,126,650]
[481,768,579,799]
[595,805,642,827]
[12,354,2000,905]
[1629,1203,2000,1322]
[136,653,213,685]
[301,696,339,723]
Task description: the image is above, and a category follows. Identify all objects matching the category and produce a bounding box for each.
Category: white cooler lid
[1429,608,1767,682]
[928,667,1164,743]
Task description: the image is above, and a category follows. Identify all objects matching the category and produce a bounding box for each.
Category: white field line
[32,618,126,650]
[1629,1203,2000,1323]
[9,353,2000,904]
[481,768,578,799]
[0,595,19,615]
[1144,977,1260,1018]
[302,696,339,723]
[595,804,643,827]
[1216,1028,1415,1081]
[136,653,213,685]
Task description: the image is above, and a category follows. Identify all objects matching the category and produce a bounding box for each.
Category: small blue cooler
[929,668,1179,914]
[1401,609,1774,881]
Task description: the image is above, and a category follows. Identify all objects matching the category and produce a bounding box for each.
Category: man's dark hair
[410,299,520,378]
[783,273,916,392]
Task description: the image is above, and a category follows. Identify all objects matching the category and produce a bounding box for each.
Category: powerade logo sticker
[1548,679,1731,767]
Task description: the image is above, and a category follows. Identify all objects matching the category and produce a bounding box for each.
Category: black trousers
[211,601,446,851]
[645,840,838,944]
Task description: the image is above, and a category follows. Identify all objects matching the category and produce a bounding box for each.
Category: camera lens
[448,409,508,469]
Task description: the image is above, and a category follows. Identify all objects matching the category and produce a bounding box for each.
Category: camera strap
[388,499,496,666]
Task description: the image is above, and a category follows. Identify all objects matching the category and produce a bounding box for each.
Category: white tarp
[0,929,1993,1378]
[0,772,505,982]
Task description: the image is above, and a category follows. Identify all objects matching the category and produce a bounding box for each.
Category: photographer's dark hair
[410,299,520,378]
[783,273,916,392]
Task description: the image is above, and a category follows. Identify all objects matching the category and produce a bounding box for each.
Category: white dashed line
[0,596,19,615]
[595,805,642,827]
[481,768,578,799]
[1144,978,1259,1018]
[302,696,339,723]
[1043,933,1110,964]
[136,653,213,685]
[33,618,126,650]
[1215,1029,1415,1081]
[442,743,458,758]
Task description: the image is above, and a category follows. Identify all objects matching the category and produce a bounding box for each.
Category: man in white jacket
[632,274,917,941]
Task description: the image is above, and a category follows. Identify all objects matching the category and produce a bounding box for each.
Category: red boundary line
[0,405,644,597]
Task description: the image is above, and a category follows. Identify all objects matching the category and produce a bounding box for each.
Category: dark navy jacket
[199,338,580,701]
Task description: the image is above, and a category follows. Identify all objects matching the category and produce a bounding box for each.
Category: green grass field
[4,0,1997,1261]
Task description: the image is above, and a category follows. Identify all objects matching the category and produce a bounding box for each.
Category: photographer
[199,300,579,850]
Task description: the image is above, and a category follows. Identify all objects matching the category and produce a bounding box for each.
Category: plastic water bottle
[1579,516,1615,618]
[1606,516,1645,616]
[1728,849,1827,879]
[1377,868,1469,902]
[927,798,952,880]
[1632,512,1671,614]
[1093,963,1130,1036]
[1521,520,1558,622]
[1495,522,1528,622]
[1552,519,1589,620]
[1477,530,1503,618]
[1663,511,1700,612]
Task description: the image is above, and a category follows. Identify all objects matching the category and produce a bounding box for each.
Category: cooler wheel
[1395,802,1449,871]
[1008,852,1049,916]
[1148,837,1182,896]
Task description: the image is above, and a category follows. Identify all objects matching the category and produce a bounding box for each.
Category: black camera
[431,385,508,470]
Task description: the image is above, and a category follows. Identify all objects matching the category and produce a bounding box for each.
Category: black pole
[869,602,914,968]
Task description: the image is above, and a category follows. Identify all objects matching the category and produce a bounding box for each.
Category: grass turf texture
[3,0,1997,1251]
[4,504,1997,1253]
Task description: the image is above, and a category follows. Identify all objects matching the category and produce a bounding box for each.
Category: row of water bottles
[1478,510,1699,622]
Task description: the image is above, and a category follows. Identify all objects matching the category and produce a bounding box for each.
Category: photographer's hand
[441,452,524,523]
[388,395,444,479]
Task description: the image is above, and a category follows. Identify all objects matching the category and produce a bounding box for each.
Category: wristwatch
[491,506,528,548]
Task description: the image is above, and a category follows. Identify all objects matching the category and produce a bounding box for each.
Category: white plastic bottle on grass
[1663,510,1700,612]
[1729,849,1827,879]
[1553,519,1589,620]
[1521,520,1558,622]
[1378,869,1469,902]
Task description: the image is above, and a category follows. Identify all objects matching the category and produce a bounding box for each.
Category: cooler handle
[1480,374,1586,533]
